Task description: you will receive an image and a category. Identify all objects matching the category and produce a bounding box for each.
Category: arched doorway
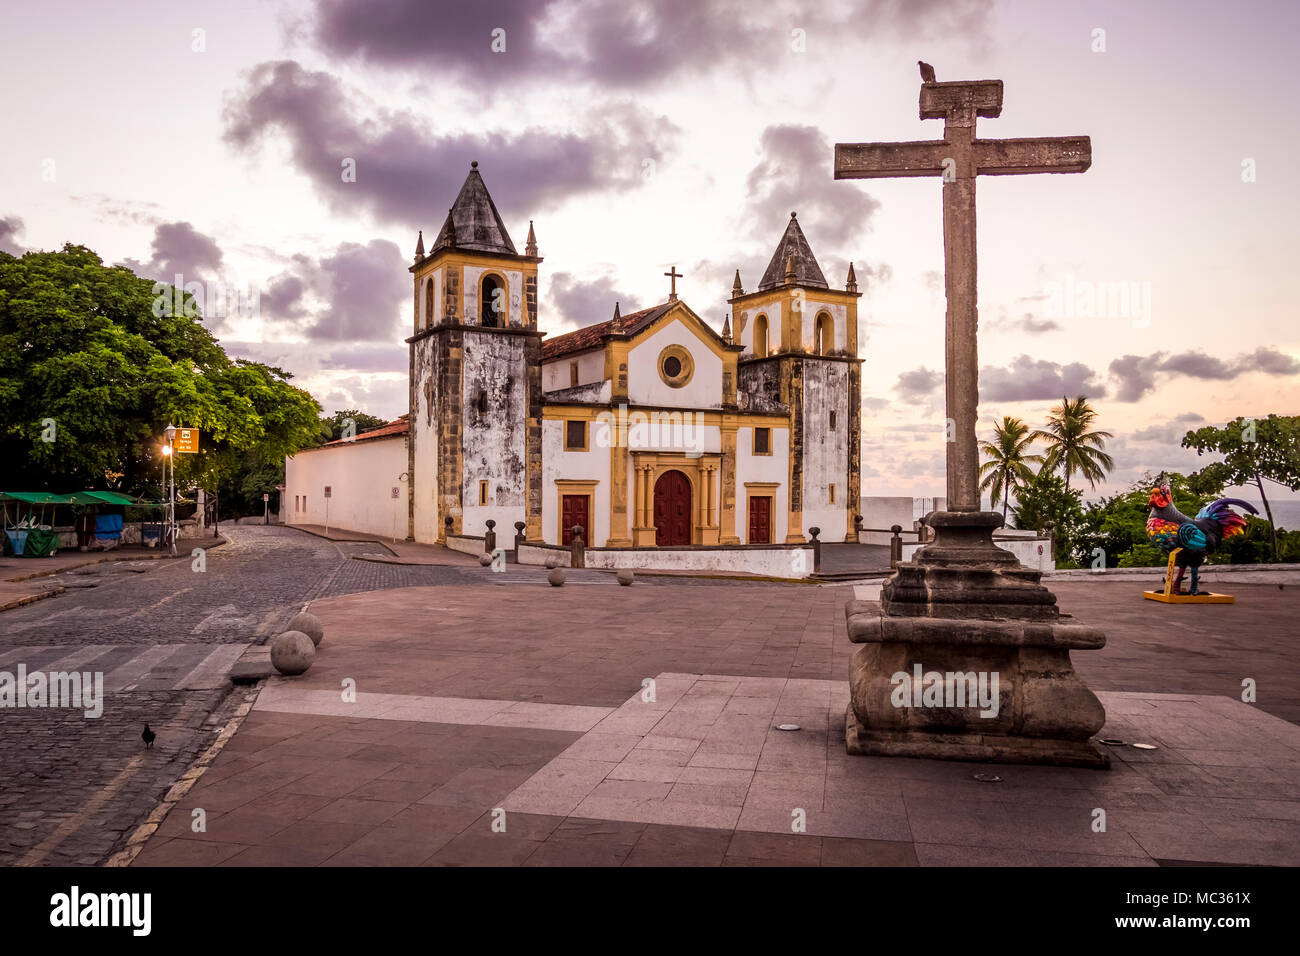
[654,470,692,546]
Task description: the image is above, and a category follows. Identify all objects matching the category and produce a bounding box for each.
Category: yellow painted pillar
[720,419,740,544]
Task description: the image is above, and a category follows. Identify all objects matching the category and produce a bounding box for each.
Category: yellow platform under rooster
[1144,548,1236,604]
[1143,590,1234,604]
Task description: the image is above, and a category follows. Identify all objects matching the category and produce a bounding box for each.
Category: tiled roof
[758,212,828,292]
[541,302,674,361]
[429,163,518,256]
[319,415,409,448]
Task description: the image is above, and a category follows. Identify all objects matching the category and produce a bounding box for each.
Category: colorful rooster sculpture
[1146,480,1257,594]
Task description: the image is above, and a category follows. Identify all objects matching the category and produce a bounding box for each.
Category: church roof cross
[664,265,682,302]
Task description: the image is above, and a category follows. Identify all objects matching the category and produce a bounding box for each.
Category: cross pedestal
[835,74,1108,768]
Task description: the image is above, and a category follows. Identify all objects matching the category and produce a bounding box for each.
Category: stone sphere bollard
[617,569,634,587]
[479,553,493,567]
[271,630,316,676]
[286,611,324,647]
[548,567,566,587]
[545,555,560,570]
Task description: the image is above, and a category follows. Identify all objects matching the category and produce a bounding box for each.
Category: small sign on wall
[324,486,332,498]
[391,487,400,499]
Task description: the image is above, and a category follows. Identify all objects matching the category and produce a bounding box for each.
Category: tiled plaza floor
[130,578,1300,866]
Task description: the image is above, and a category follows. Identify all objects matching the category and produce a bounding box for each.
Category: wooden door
[561,495,589,545]
[748,496,771,544]
[653,470,692,546]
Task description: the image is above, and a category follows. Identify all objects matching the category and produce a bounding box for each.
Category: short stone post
[444,515,454,540]
[484,519,496,554]
[570,525,586,569]
[808,526,821,573]
[853,514,863,541]
[513,520,526,552]
[889,524,903,568]
[1043,519,1056,565]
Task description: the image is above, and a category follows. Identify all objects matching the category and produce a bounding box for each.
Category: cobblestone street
[0,526,643,865]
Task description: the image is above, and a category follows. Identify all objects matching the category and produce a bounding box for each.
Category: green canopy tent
[1,491,164,557]
[1,492,70,557]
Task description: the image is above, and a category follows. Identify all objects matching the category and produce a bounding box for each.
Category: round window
[657,345,693,388]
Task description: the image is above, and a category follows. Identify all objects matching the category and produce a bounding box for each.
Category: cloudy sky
[3,0,1297,507]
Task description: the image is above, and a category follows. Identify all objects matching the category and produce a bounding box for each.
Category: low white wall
[447,534,486,556]
[902,534,1055,571]
[517,543,814,578]
[858,496,946,544]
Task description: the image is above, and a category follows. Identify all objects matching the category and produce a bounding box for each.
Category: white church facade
[286,162,863,553]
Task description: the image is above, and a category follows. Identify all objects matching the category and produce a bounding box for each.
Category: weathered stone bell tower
[728,212,863,543]
[406,161,544,543]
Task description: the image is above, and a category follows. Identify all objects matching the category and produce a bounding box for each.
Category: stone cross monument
[836,76,1089,511]
[834,68,1110,768]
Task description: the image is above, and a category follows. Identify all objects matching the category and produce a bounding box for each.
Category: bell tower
[406,161,544,543]
[729,212,863,543]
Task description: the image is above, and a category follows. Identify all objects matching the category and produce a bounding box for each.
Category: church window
[481,274,504,327]
[477,389,488,414]
[479,480,489,505]
[754,427,771,455]
[829,483,836,504]
[815,312,834,355]
[424,277,435,328]
[570,362,579,386]
[754,315,769,358]
[657,344,694,388]
[830,411,837,431]
[565,419,588,451]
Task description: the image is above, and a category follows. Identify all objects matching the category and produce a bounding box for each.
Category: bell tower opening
[481,274,503,327]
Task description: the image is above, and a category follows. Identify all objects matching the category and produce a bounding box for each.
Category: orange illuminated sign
[174,428,200,454]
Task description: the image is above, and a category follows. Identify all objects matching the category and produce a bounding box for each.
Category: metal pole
[169,440,177,555]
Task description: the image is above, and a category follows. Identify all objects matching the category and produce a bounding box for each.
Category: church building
[286,162,862,553]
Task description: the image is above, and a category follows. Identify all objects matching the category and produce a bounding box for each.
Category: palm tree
[1036,395,1115,493]
[979,417,1044,521]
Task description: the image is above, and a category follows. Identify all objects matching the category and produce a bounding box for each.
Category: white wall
[627,318,723,409]
[735,424,789,543]
[462,265,526,328]
[542,418,611,545]
[542,348,604,392]
[736,301,784,358]
[801,361,849,541]
[286,438,408,540]
[460,331,529,536]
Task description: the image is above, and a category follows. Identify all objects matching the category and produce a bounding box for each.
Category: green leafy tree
[979,416,1044,521]
[0,244,322,511]
[1182,415,1300,561]
[1037,395,1114,493]
[319,408,387,444]
[1010,469,1085,565]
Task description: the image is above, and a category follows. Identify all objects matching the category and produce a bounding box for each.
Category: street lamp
[163,423,177,555]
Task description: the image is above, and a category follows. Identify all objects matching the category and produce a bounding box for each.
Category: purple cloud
[223,60,678,231]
